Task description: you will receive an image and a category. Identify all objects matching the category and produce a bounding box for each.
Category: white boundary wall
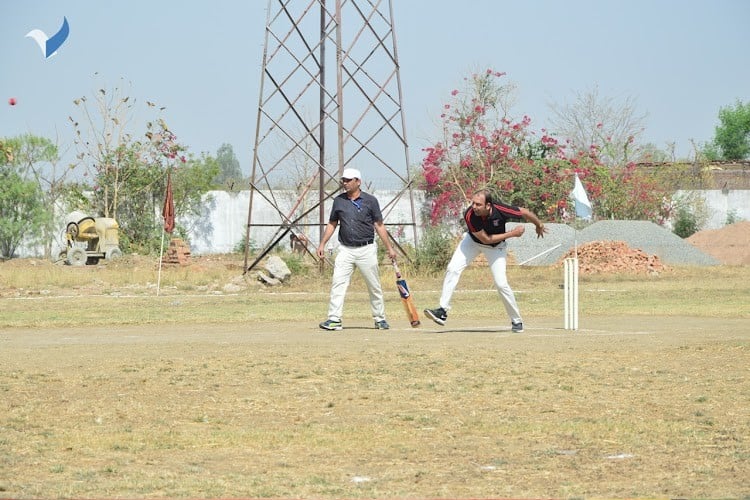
[185,189,748,255]
[675,189,750,229]
[15,189,748,258]
[185,190,425,255]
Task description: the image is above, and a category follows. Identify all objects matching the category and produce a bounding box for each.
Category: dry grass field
[1,255,749,499]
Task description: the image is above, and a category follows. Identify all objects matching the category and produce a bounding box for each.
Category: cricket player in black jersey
[317,167,397,331]
[425,189,547,332]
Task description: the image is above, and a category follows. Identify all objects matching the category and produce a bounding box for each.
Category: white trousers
[439,233,522,323]
[327,243,386,322]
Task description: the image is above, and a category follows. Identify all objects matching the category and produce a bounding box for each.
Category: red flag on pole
[162,170,175,233]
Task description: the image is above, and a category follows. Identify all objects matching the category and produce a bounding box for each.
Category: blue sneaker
[511,321,524,333]
[319,319,342,331]
[374,320,390,330]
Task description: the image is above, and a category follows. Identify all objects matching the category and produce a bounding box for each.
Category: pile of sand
[686,221,750,265]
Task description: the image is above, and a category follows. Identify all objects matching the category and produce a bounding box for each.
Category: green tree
[0,170,50,259]
[711,100,750,160]
[2,134,79,258]
[213,143,243,189]
[70,79,218,254]
[5,134,58,177]
[175,153,220,220]
[145,150,220,254]
[121,121,218,254]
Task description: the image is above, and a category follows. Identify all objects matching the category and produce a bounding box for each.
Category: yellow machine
[63,215,123,266]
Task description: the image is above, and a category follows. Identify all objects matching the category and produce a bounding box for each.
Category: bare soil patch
[1,316,748,499]
[1,250,749,498]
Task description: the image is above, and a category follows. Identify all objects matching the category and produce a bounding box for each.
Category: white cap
[342,168,361,180]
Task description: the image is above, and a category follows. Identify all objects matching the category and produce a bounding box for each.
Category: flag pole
[157,226,165,296]
[158,167,175,296]
[565,172,592,331]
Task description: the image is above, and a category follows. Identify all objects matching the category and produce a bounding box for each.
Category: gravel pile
[506,220,719,267]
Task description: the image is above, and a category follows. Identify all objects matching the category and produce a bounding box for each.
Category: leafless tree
[548,85,648,165]
[70,77,137,219]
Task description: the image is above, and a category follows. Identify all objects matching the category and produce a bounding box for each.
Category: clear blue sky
[2,1,749,179]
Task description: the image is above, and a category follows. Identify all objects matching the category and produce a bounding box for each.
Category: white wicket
[564,257,579,330]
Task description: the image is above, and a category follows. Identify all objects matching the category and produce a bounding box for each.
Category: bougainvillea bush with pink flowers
[419,70,672,228]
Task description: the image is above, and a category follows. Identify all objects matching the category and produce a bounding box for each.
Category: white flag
[571,173,592,220]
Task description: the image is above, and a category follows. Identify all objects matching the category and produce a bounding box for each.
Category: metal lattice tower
[243,0,419,271]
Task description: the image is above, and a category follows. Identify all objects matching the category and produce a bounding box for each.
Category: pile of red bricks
[164,238,191,265]
[558,240,667,275]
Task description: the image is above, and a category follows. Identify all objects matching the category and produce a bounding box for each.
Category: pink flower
[451,89,458,96]
[423,165,442,187]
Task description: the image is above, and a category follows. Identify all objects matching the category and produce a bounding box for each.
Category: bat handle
[391,258,402,278]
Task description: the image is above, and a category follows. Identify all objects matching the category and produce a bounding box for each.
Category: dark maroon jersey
[464,201,523,246]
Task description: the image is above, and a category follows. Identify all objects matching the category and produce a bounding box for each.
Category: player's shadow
[419,327,514,334]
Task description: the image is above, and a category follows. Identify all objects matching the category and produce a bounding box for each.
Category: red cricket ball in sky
[8,97,17,106]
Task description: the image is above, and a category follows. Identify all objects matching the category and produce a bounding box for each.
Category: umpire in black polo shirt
[316,168,397,331]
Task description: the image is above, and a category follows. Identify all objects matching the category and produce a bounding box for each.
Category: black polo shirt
[464,201,523,247]
[329,191,383,246]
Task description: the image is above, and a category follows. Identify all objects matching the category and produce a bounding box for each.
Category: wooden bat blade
[402,294,421,327]
[396,277,420,327]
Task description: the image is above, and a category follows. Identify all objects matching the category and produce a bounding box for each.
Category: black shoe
[424,307,447,326]
[511,321,524,333]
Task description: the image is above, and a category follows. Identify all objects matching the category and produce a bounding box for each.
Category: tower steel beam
[244,0,418,272]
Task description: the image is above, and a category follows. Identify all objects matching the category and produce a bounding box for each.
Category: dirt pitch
[1,313,748,499]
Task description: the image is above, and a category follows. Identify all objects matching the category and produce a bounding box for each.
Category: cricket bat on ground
[391,259,420,327]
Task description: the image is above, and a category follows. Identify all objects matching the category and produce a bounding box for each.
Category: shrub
[670,192,708,238]
[414,225,454,274]
[673,208,699,238]
[281,252,310,276]
[725,209,742,225]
